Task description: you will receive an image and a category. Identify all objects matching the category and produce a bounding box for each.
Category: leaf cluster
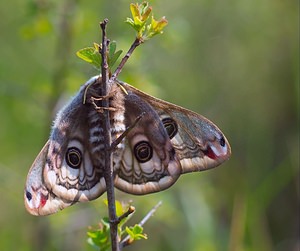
[76,1,168,72]
[76,41,122,71]
[126,2,168,41]
[87,200,147,251]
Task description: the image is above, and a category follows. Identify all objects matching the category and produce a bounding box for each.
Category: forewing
[24,142,73,216]
[24,77,107,216]
[43,79,107,203]
[119,81,231,174]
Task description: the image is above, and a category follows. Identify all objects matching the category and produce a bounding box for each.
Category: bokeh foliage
[0,0,298,251]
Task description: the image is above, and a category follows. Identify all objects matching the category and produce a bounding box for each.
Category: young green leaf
[125,2,168,41]
[125,224,147,242]
[109,41,117,57]
[76,41,121,70]
[125,2,153,38]
[108,41,122,68]
[76,46,101,70]
[87,221,111,251]
[145,16,168,39]
[115,200,125,217]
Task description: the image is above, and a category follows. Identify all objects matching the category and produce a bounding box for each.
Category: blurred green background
[0,0,298,250]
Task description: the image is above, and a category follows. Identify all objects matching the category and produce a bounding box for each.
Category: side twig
[118,206,136,223]
[120,201,163,249]
[110,112,145,151]
[111,38,142,81]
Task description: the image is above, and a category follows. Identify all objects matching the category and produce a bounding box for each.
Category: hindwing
[113,81,231,195]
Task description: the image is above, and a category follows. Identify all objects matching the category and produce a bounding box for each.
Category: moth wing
[24,141,73,216]
[113,90,182,195]
[119,81,231,174]
[43,78,106,204]
[25,77,107,216]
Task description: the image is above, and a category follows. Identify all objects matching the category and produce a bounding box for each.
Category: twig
[118,206,136,223]
[111,38,143,81]
[138,201,162,226]
[99,19,120,251]
[120,201,163,249]
[110,112,145,151]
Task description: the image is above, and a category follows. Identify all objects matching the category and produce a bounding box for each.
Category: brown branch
[99,19,120,251]
[98,17,157,251]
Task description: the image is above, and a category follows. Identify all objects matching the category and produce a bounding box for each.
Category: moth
[24,76,231,216]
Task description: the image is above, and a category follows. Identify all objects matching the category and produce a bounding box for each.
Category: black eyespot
[162,117,178,139]
[66,147,82,169]
[134,141,153,163]
[26,191,32,201]
[220,136,225,147]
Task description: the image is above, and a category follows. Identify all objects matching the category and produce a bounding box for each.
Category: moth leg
[94,106,117,113]
[90,89,118,101]
[89,95,118,112]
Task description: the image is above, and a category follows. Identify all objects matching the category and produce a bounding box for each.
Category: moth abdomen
[109,84,126,140]
[87,109,105,157]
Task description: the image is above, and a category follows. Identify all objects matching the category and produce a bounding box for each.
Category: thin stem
[138,201,162,226]
[111,37,142,81]
[117,206,135,223]
[120,201,163,249]
[110,112,145,152]
[100,19,120,251]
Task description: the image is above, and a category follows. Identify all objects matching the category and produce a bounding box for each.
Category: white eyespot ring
[134,141,153,163]
[66,147,82,169]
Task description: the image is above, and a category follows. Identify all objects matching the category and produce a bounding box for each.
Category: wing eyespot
[66,147,82,169]
[26,191,32,201]
[162,117,178,139]
[220,136,225,147]
[134,141,153,163]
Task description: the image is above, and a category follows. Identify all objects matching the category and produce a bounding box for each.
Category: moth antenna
[116,82,128,95]
[83,81,95,104]
[82,75,102,104]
